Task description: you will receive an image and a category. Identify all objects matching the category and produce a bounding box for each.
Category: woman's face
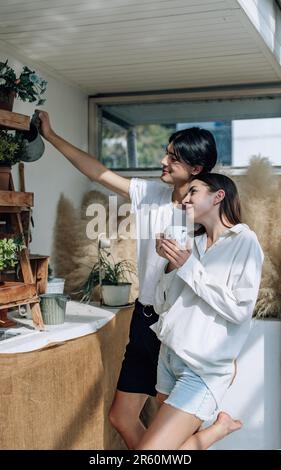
[182,179,223,223]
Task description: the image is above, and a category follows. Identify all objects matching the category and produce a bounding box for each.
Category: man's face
[160,143,197,185]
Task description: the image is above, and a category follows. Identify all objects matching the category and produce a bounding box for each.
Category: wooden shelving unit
[0,109,30,131]
[0,111,44,329]
[0,281,37,307]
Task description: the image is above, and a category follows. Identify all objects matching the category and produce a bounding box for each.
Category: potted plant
[0,129,27,167]
[0,237,23,285]
[0,59,47,111]
[0,130,27,190]
[46,264,65,294]
[78,251,136,306]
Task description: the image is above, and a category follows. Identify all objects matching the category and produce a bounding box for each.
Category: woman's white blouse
[151,224,264,405]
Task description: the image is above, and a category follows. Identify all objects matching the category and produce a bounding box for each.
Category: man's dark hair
[169,127,217,173]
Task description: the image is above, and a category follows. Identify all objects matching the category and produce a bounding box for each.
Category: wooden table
[0,306,134,450]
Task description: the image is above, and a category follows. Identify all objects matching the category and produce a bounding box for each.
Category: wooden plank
[19,162,26,192]
[0,191,33,207]
[0,281,37,305]
[0,207,22,213]
[30,255,49,295]
[20,210,32,246]
[0,109,30,131]
[30,302,44,330]
[0,296,39,310]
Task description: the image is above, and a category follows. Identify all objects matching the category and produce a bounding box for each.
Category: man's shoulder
[132,178,172,199]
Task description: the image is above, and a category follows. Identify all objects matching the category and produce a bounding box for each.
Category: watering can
[17,111,45,163]
[40,294,70,325]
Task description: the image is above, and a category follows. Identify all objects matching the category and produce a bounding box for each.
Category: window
[102,120,176,169]
[91,92,281,171]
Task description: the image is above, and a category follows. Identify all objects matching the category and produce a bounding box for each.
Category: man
[38,112,217,448]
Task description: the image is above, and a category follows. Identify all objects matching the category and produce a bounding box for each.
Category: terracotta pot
[0,88,15,111]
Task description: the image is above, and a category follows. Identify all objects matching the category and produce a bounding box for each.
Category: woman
[136,173,264,450]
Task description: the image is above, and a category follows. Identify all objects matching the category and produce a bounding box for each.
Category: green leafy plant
[0,129,27,165]
[0,237,23,271]
[77,251,136,303]
[0,59,47,105]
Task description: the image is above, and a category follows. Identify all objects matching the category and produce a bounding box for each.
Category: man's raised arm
[38,111,131,199]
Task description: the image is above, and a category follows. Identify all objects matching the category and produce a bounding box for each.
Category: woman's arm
[176,237,264,324]
[153,238,188,314]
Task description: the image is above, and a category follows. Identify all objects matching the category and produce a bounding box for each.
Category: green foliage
[77,251,136,303]
[136,124,176,168]
[100,252,136,285]
[101,122,175,169]
[0,130,27,165]
[78,265,99,303]
[0,237,23,271]
[0,59,47,105]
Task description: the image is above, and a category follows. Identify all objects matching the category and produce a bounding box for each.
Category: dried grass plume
[238,156,281,318]
[52,190,138,302]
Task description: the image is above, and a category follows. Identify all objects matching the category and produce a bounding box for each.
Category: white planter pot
[46,277,65,294]
[208,318,281,450]
[101,283,131,306]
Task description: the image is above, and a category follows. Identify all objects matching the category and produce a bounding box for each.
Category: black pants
[117,298,161,397]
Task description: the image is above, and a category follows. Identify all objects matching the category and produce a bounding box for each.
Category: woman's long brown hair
[191,173,242,235]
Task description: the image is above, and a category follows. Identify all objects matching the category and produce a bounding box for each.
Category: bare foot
[214,411,243,438]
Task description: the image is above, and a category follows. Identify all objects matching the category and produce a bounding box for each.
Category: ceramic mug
[163,225,193,250]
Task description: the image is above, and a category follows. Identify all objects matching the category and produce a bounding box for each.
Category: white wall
[209,319,281,450]
[0,50,90,259]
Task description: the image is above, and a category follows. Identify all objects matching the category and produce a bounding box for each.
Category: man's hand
[34,110,131,197]
[36,110,55,141]
[161,238,192,270]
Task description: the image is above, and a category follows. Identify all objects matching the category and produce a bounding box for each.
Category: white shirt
[129,178,175,305]
[151,223,264,405]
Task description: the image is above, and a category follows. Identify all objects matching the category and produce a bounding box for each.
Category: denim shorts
[156,344,218,421]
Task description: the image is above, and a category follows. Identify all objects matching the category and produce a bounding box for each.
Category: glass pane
[100,114,281,169]
[232,117,281,166]
[101,119,176,169]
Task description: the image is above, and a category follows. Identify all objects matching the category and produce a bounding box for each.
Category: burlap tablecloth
[0,307,134,449]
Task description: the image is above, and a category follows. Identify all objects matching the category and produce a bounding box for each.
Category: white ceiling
[0,0,281,95]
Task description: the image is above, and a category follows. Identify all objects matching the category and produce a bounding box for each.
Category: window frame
[88,84,281,175]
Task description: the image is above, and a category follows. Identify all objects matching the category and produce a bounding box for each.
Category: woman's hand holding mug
[161,238,192,271]
[156,226,193,271]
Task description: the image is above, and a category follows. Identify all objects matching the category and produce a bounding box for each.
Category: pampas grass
[52,190,138,302]
[237,156,281,318]
[52,194,82,293]
[52,159,281,317]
